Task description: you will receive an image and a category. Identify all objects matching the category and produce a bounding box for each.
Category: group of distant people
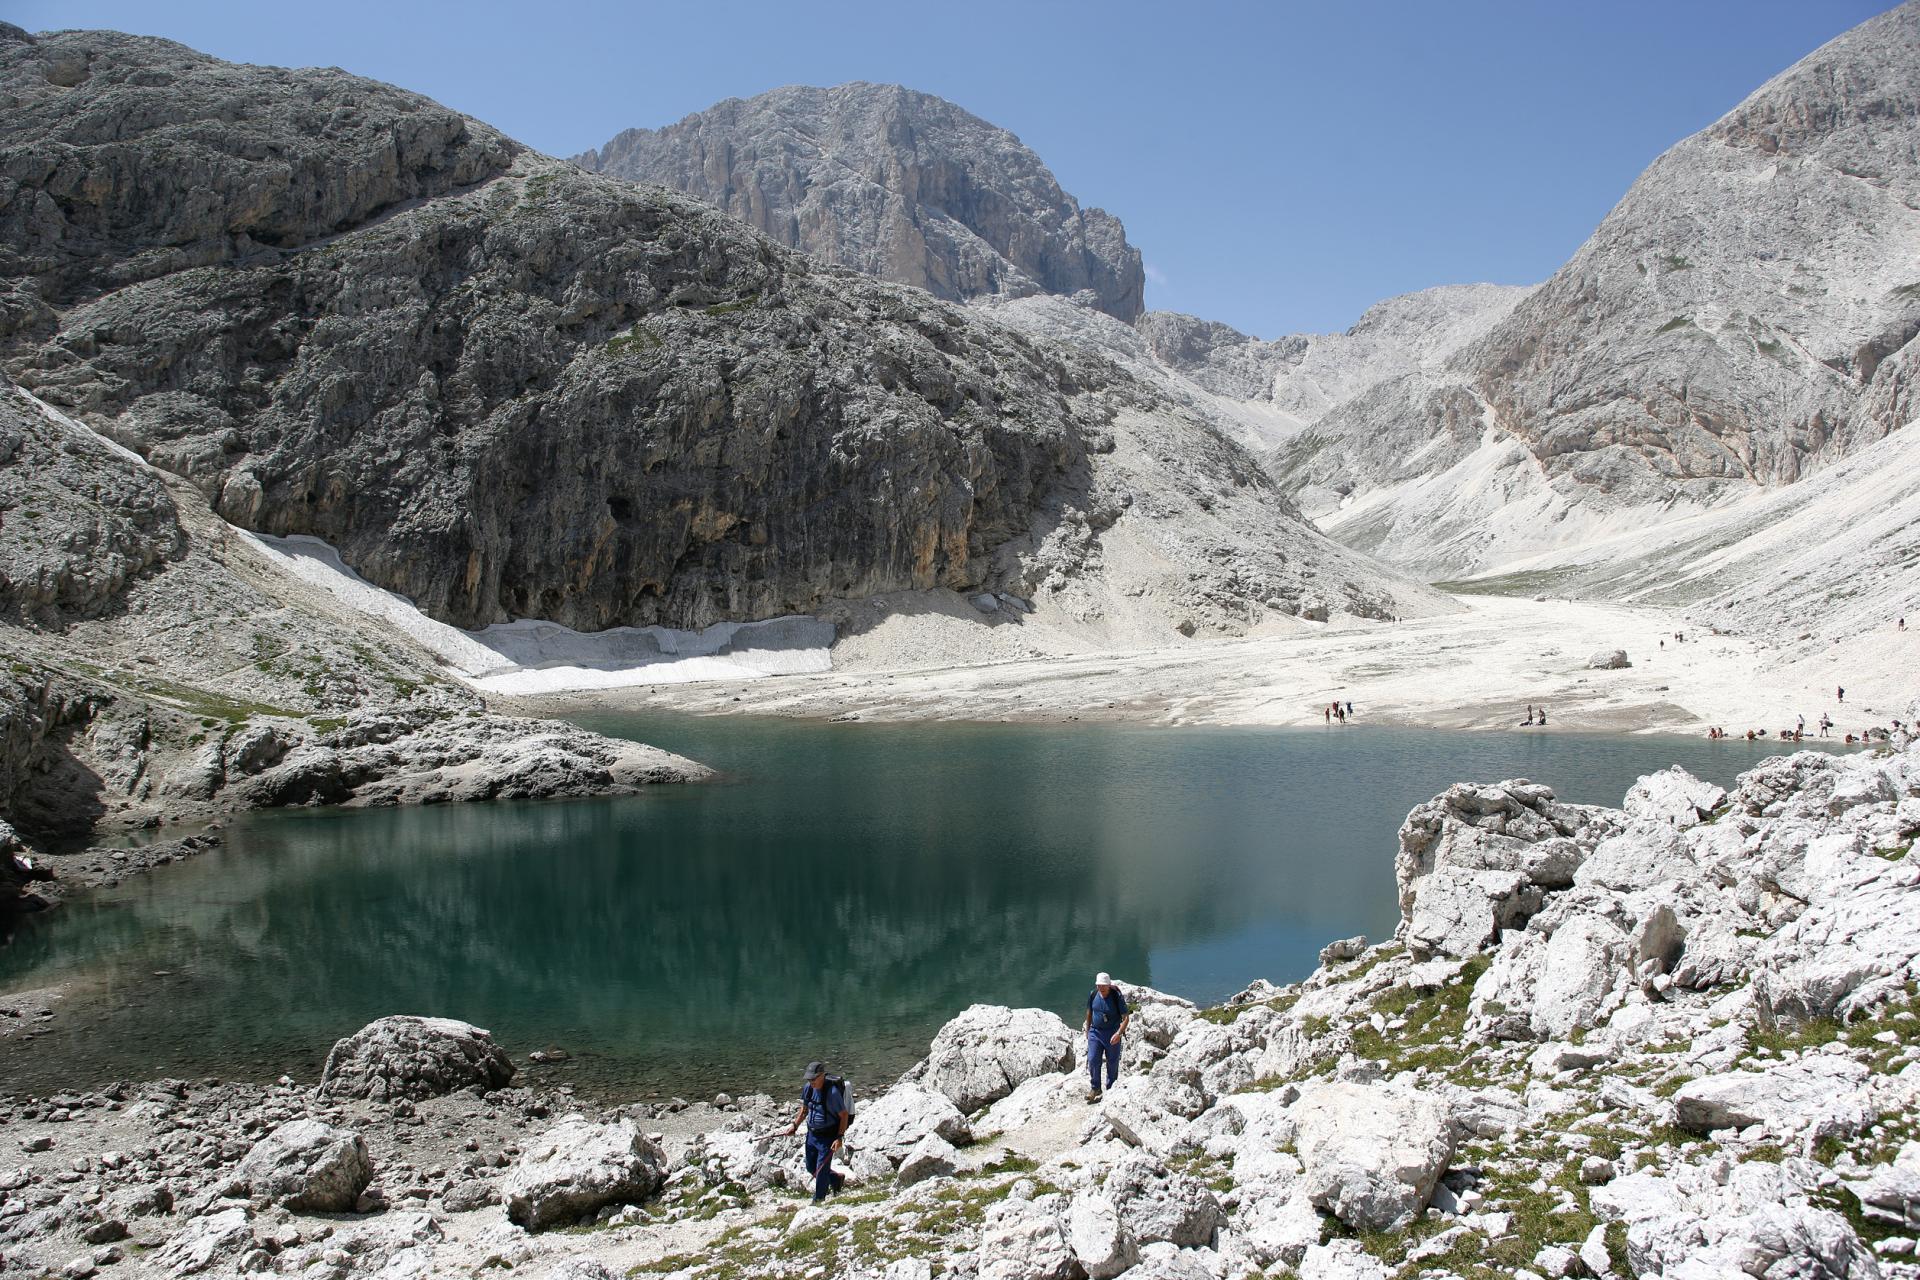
[1323,700,1354,723]
[1706,683,1909,745]
[1519,704,1549,727]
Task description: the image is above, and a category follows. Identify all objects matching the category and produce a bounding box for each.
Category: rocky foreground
[4,722,1919,1279]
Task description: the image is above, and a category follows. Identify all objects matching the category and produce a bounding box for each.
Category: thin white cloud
[1143,262,1169,287]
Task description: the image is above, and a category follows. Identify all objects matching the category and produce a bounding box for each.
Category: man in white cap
[1083,972,1131,1101]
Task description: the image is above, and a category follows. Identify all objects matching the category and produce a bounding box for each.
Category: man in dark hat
[783,1061,849,1202]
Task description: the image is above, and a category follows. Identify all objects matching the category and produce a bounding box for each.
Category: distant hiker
[1524,704,1535,726]
[1084,971,1131,1102]
[1797,715,1805,736]
[784,1061,850,1202]
[1324,705,1331,724]
[1838,686,1846,703]
[1345,701,1354,717]
[1538,707,1548,725]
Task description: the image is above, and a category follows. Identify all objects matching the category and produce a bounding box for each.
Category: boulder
[1530,914,1633,1040]
[1290,1082,1452,1232]
[895,1134,957,1188]
[1103,1152,1222,1248]
[501,1117,666,1230]
[977,1072,1084,1132]
[921,1005,1076,1113]
[977,1193,1080,1280]
[1064,1189,1137,1279]
[544,1264,619,1280]
[1587,650,1631,669]
[1670,1057,1874,1138]
[1622,766,1727,829]
[850,1081,971,1172]
[1295,1239,1390,1280]
[154,1207,253,1276]
[319,1016,515,1101]
[1319,935,1368,966]
[225,1119,371,1212]
[1857,1164,1920,1231]
[1395,779,1617,958]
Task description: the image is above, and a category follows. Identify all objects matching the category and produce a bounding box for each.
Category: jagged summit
[574,81,1146,322]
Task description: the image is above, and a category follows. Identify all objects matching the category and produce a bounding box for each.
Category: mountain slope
[1139,283,1532,450]
[575,82,1145,322]
[0,26,1448,648]
[1280,0,1920,579]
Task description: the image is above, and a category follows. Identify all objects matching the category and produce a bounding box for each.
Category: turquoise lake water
[0,717,1849,1099]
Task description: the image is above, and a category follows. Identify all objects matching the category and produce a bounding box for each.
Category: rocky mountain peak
[574,81,1146,322]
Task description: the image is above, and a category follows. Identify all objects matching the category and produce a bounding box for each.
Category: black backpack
[808,1075,857,1131]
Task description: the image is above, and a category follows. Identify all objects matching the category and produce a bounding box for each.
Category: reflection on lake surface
[0,717,1848,1097]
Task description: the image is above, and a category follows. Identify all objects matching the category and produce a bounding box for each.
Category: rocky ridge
[575,83,1145,322]
[4,715,1917,1278]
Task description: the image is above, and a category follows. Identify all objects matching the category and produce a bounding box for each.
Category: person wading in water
[784,1061,850,1202]
[1084,972,1131,1102]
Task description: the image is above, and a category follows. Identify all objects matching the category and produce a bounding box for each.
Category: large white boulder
[1395,780,1617,958]
[1291,1082,1452,1232]
[977,1072,1084,1132]
[224,1119,371,1212]
[1532,913,1635,1039]
[922,1005,1077,1113]
[1623,766,1727,829]
[1670,1056,1875,1138]
[319,1015,515,1101]
[849,1080,971,1173]
[1063,1189,1137,1279]
[501,1117,666,1230]
[895,1133,958,1188]
[976,1192,1080,1280]
[1103,1152,1222,1247]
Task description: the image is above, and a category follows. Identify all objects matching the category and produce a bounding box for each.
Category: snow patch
[239,533,833,693]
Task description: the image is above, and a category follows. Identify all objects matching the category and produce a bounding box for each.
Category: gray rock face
[1283,2,1920,578]
[0,383,185,622]
[225,1119,371,1212]
[501,1117,667,1231]
[0,36,1428,640]
[576,83,1145,322]
[319,1016,516,1101]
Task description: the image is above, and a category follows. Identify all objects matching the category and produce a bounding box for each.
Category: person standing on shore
[1084,972,1131,1102]
[784,1061,849,1202]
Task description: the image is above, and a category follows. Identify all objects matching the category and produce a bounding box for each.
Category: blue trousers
[1088,1028,1121,1091]
[804,1131,843,1201]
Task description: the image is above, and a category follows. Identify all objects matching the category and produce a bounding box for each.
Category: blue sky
[13,1,1894,336]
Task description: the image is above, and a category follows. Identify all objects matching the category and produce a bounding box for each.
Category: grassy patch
[702,294,760,317]
[1656,315,1694,334]
[605,326,661,357]
[1197,989,1300,1025]
[1346,954,1492,1078]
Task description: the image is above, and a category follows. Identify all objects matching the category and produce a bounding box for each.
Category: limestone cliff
[574,82,1145,323]
[0,30,1443,638]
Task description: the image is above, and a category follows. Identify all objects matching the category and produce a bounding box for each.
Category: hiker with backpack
[784,1060,851,1202]
[1084,972,1131,1102]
